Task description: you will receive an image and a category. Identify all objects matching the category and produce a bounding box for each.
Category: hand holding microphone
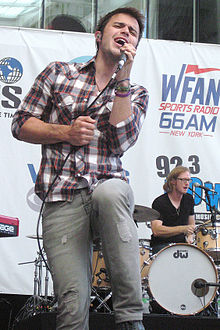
[116,40,136,74]
[117,53,127,71]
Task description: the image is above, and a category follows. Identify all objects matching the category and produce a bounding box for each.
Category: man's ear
[95,31,102,42]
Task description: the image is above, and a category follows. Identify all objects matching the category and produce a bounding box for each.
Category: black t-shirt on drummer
[150,193,194,248]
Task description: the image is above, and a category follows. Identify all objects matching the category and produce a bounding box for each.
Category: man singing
[12,7,149,330]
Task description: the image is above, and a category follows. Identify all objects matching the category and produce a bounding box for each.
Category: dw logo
[173,250,188,259]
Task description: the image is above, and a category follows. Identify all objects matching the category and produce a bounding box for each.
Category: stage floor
[12,311,220,330]
[1,293,220,330]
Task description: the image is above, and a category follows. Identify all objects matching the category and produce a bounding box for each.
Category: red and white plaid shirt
[12,57,149,201]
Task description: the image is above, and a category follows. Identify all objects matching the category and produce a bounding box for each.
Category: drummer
[150,166,195,255]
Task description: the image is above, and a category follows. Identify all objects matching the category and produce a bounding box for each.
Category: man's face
[97,13,140,60]
[173,171,191,194]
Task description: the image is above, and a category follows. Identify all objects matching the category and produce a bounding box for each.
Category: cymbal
[133,205,160,222]
[26,235,42,240]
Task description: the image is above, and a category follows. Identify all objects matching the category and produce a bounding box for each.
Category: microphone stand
[204,190,218,227]
[188,185,220,226]
[189,185,220,265]
[204,282,220,287]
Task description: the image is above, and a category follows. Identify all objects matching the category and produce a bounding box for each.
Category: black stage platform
[12,311,220,330]
[1,293,220,330]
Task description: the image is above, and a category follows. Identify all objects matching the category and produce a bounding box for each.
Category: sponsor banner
[0,27,220,294]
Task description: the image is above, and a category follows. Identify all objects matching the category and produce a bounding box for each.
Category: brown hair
[163,166,190,193]
[95,7,145,49]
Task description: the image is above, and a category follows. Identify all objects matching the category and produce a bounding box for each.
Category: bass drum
[148,243,218,315]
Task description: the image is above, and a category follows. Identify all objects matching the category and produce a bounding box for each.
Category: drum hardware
[138,240,152,288]
[92,248,110,289]
[13,251,54,327]
[140,257,152,273]
[203,241,209,248]
[95,268,110,287]
[139,238,151,248]
[140,253,154,287]
[18,251,50,299]
[201,227,208,235]
[196,223,220,261]
[142,276,148,283]
[26,234,43,240]
[193,279,220,289]
[91,240,113,313]
[90,287,113,313]
[211,230,218,240]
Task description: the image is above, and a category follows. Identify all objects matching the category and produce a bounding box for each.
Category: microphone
[194,280,206,289]
[117,53,127,71]
[193,182,216,194]
[191,278,209,297]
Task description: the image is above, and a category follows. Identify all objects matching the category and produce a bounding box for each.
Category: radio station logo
[0,57,23,84]
[158,63,220,138]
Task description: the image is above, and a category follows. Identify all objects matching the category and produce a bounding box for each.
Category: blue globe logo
[0,57,23,84]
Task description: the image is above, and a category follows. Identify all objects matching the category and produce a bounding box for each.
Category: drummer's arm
[185,215,196,244]
[151,219,194,238]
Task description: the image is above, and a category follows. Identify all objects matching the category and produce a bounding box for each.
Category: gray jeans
[42,178,143,329]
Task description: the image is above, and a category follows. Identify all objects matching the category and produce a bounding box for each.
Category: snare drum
[148,243,218,315]
[196,223,220,261]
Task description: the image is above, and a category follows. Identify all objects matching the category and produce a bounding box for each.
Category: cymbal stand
[45,265,50,300]
[31,251,44,311]
[13,251,53,327]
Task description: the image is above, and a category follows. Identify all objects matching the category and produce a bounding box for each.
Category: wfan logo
[0,57,23,84]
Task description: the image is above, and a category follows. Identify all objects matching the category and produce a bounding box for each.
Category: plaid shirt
[12,57,149,201]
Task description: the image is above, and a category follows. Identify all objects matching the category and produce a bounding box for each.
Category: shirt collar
[73,56,117,89]
[75,56,96,72]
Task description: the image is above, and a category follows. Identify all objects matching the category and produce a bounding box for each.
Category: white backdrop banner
[0,26,220,294]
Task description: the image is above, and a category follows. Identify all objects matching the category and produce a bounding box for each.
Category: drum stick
[195,219,211,232]
[203,219,211,226]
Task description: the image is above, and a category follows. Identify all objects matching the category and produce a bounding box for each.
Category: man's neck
[95,51,118,88]
[168,190,183,209]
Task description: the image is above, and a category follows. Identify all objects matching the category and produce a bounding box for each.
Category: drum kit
[91,205,220,317]
[17,206,220,318]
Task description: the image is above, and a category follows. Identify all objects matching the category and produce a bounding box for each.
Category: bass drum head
[148,243,218,315]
